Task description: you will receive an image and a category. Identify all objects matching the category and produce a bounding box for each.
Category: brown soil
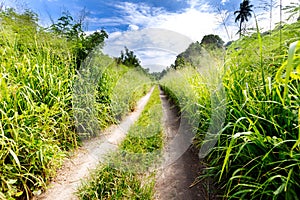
[33,86,218,200]
[34,87,154,200]
[154,88,218,200]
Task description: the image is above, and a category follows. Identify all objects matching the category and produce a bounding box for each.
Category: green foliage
[77,86,163,199]
[0,8,151,199]
[171,35,224,70]
[110,68,151,121]
[173,41,202,69]
[77,165,154,200]
[51,11,108,69]
[0,8,76,199]
[201,34,225,49]
[117,46,141,68]
[73,52,152,139]
[109,86,163,173]
[205,21,300,199]
[161,19,300,199]
[120,86,163,153]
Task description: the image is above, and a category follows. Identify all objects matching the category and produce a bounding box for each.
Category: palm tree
[234,0,254,37]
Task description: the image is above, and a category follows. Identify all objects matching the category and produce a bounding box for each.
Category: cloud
[152,8,220,41]
[86,16,125,27]
[135,48,178,72]
[107,1,231,41]
[221,0,229,5]
[103,0,299,72]
[128,24,139,31]
[103,28,193,72]
[104,28,192,54]
[102,1,233,72]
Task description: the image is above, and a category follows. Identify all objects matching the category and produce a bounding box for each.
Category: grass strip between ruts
[77,85,163,199]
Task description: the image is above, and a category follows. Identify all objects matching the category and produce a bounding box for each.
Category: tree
[234,0,254,37]
[50,11,108,69]
[50,11,74,37]
[174,56,185,70]
[200,34,224,49]
[117,46,141,68]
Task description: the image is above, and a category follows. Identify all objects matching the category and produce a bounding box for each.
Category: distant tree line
[116,46,141,68]
[116,46,151,75]
[169,34,225,70]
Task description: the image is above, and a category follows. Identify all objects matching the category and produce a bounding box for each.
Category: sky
[4,0,299,72]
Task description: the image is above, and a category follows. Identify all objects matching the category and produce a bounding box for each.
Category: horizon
[4,0,298,72]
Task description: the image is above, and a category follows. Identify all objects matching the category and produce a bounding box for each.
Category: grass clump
[205,21,300,199]
[77,165,154,200]
[74,53,152,139]
[0,8,152,199]
[160,20,300,199]
[0,9,76,199]
[120,86,163,154]
[77,86,163,199]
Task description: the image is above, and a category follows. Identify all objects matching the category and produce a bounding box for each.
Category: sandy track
[35,87,154,200]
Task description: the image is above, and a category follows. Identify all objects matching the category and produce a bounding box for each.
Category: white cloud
[109,31,122,38]
[103,0,299,72]
[102,2,232,71]
[103,28,192,71]
[151,8,219,41]
[187,0,205,9]
[128,24,139,31]
[86,16,125,27]
[104,28,193,55]
[112,2,222,42]
[221,0,229,5]
[135,48,178,72]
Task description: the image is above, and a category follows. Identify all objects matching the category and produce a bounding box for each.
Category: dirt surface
[34,86,218,200]
[154,88,217,200]
[34,87,154,200]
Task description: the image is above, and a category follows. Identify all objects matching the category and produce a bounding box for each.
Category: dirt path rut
[155,87,216,200]
[35,87,154,200]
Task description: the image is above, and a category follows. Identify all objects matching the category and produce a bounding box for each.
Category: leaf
[8,149,21,169]
[15,191,23,197]
[282,41,298,105]
[274,183,285,196]
[6,179,17,185]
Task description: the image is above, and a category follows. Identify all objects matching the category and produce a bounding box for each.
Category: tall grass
[77,86,163,199]
[160,20,300,199]
[73,52,152,139]
[0,9,152,199]
[0,10,77,199]
[77,164,155,200]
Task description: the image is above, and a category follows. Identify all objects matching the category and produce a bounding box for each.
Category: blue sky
[5,0,298,72]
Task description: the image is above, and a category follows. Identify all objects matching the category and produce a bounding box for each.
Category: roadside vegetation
[77,86,163,199]
[160,15,300,200]
[1,1,300,199]
[0,8,151,199]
